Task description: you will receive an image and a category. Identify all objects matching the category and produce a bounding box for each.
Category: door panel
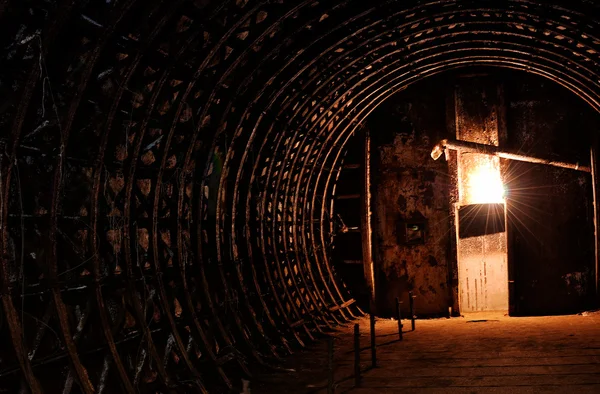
[457,204,509,312]
[506,161,595,315]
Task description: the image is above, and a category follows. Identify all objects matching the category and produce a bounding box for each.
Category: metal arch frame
[89,4,197,391]
[232,3,600,332]
[0,2,78,391]
[2,0,600,392]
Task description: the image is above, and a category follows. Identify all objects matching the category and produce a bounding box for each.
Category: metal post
[409,291,416,331]
[591,144,600,303]
[361,128,376,305]
[354,324,361,387]
[396,297,403,340]
[369,313,376,368]
[327,336,334,394]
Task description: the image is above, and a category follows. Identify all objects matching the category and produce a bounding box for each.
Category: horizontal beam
[431,139,591,173]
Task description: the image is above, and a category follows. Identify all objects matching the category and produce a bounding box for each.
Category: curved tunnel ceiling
[1,0,600,392]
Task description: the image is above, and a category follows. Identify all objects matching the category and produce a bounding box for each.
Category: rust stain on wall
[369,87,452,317]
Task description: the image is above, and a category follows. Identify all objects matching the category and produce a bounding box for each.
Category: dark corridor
[3,1,600,393]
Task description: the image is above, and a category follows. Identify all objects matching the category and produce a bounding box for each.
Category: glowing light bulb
[467,161,505,204]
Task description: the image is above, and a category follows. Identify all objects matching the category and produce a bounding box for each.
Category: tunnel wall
[2,1,600,392]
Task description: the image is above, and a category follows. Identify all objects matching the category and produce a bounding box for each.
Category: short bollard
[327,336,334,394]
[396,297,403,340]
[370,313,376,368]
[409,291,416,331]
[354,324,361,387]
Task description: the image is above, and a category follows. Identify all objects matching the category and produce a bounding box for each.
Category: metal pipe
[361,129,376,305]
[396,297,403,341]
[409,291,416,331]
[431,139,591,173]
[592,144,600,302]
[369,314,376,368]
[354,324,361,387]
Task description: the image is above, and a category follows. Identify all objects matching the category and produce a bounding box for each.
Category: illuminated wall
[455,77,509,313]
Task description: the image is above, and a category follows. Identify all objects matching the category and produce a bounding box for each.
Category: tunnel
[2,0,600,392]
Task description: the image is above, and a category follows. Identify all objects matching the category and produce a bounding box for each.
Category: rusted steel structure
[2,0,600,392]
[431,139,592,173]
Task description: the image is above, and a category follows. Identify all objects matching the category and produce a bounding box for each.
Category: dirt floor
[250,312,600,393]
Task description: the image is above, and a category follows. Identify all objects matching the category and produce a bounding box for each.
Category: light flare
[465,159,506,204]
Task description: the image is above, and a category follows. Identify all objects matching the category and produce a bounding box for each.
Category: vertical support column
[446,102,461,316]
[361,128,376,306]
[591,142,600,303]
[454,77,509,313]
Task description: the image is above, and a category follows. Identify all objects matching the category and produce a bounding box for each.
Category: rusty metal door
[506,162,596,315]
